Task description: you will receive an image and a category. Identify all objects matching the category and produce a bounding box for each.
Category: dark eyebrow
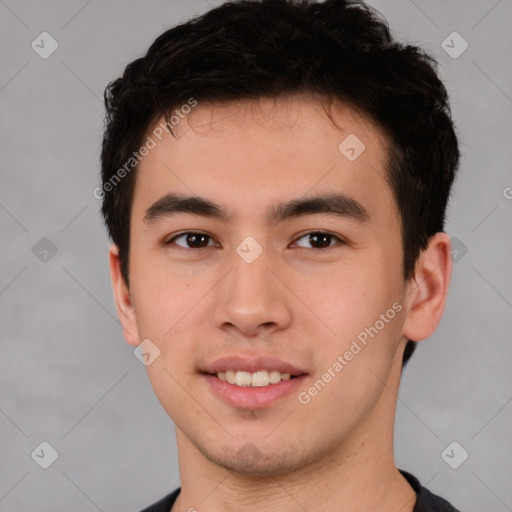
[143,193,231,224]
[267,193,370,224]
[143,192,370,226]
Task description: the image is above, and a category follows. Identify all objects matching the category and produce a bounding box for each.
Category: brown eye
[294,231,344,250]
[166,232,216,249]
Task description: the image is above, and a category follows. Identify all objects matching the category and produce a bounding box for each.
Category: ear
[108,244,140,347]
[402,232,453,342]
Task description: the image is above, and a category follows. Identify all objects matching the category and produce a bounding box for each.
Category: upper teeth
[216,370,292,387]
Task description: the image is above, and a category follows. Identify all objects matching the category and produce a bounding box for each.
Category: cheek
[305,264,390,335]
[129,250,201,335]
[299,304,404,428]
[306,257,404,376]
[129,257,217,379]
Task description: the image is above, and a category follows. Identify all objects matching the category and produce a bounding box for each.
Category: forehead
[132,95,398,231]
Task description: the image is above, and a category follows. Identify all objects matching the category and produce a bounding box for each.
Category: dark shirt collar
[140,470,461,512]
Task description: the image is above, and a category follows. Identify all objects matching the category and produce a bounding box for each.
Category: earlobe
[108,244,140,347]
[402,232,453,342]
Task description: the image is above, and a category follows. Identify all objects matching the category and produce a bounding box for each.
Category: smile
[216,370,295,387]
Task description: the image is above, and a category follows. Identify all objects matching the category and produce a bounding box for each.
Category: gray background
[1,0,511,510]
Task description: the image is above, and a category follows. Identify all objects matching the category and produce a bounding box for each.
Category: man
[100,0,461,510]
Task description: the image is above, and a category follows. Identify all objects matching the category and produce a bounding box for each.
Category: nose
[212,243,293,339]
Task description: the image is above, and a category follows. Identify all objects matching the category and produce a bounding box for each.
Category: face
[114,95,414,476]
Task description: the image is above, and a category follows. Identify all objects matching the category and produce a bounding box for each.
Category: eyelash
[164,231,346,251]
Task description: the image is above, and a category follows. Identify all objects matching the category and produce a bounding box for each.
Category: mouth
[201,356,309,409]
[211,369,299,387]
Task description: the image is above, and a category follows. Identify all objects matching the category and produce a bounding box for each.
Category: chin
[201,440,322,478]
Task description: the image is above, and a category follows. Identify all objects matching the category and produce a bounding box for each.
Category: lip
[204,373,308,409]
[201,355,309,409]
[201,355,308,376]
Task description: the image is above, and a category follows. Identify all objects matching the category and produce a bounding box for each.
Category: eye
[293,231,345,250]
[165,232,218,249]
[164,230,345,251]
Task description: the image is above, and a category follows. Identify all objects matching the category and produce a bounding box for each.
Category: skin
[109,95,452,512]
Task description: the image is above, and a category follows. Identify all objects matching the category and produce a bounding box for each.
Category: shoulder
[138,487,180,512]
[400,470,462,512]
